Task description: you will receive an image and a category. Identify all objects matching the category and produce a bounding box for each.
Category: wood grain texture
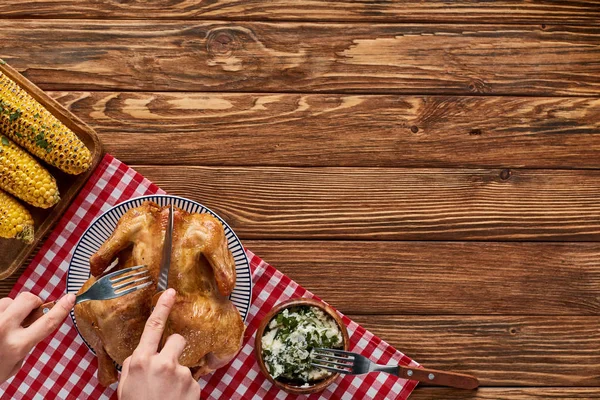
[134,166,600,241]
[1,21,599,95]
[410,387,600,399]
[245,241,600,315]
[350,315,600,386]
[48,91,600,169]
[4,241,598,315]
[0,255,31,297]
[1,1,598,398]
[0,1,598,24]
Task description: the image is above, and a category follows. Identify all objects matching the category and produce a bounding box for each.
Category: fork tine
[310,363,351,374]
[312,352,353,362]
[110,269,149,284]
[113,281,153,297]
[113,275,152,291]
[315,348,356,358]
[311,358,352,369]
[102,264,147,280]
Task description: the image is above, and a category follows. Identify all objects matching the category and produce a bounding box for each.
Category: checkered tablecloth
[0,154,419,399]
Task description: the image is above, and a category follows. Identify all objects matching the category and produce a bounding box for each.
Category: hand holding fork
[22,264,151,327]
[0,265,150,384]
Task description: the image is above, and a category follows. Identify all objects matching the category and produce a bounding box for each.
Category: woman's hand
[0,292,76,383]
[117,289,200,400]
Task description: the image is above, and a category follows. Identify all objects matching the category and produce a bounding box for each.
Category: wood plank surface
[134,166,600,241]
[1,21,599,95]
[246,241,600,315]
[0,1,598,24]
[1,1,598,398]
[350,315,600,386]
[4,241,598,316]
[48,91,600,169]
[410,387,600,399]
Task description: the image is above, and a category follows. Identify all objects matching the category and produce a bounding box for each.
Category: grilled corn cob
[0,135,60,208]
[0,70,91,174]
[0,189,34,243]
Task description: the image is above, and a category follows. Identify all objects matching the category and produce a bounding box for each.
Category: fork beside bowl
[256,297,479,395]
[313,348,479,390]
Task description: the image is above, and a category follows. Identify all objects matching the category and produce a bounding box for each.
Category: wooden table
[1,2,599,399]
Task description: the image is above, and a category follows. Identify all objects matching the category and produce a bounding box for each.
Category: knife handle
[398,365,479,389]
[22,301,57,328]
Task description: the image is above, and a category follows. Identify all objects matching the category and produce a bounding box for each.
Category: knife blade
[152,203,174,306]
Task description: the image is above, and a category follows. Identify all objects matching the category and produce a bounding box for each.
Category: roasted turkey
[74,201,245,386]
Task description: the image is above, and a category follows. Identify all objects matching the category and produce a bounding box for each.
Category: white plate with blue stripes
[67,194,252,351]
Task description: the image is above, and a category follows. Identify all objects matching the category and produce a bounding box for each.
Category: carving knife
[152,203,174,307]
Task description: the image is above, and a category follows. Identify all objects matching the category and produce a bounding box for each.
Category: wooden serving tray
[0,62,103,280]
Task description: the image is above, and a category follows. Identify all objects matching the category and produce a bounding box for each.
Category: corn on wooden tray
[0,62,102,281]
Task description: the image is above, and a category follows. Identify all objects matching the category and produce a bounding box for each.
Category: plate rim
[66,194,252,356]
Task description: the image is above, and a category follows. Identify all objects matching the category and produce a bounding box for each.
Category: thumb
[24,293,76,346]
[117,356,131,398]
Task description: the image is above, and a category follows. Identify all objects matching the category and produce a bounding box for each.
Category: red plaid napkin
[0,154,419,399]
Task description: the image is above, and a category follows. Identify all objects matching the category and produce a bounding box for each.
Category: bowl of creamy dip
[255,298,350,395]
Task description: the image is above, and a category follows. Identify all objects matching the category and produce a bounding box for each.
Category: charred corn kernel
[0,135,59,208]
[0,189,34,243]
[0,70,91,174]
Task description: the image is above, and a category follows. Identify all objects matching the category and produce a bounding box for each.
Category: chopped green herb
[36,138,50,149]
[0,59,6,65]
[34,113,40,119]
[1,136,8,146]
[261,306,343,384]
[2,102,9,115]
[9,109,21,122]
[14,132,23,138]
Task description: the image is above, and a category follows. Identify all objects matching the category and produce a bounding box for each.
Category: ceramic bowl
[254,297,350,395]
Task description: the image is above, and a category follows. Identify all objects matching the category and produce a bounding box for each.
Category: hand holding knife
[152,203,174,308]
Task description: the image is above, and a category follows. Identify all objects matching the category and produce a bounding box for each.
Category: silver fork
[312,348,479,390]
[23,265,153,327]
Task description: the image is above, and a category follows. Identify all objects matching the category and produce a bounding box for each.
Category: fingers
[1,292,42,326]
[161,334,187,362]
[178,367,201,399]
[0,297,12,313]
[121,356,131,378]
[117,356,131,398]
[137,289,176,354]
[188,380,201,398]
[23,294,76,346]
